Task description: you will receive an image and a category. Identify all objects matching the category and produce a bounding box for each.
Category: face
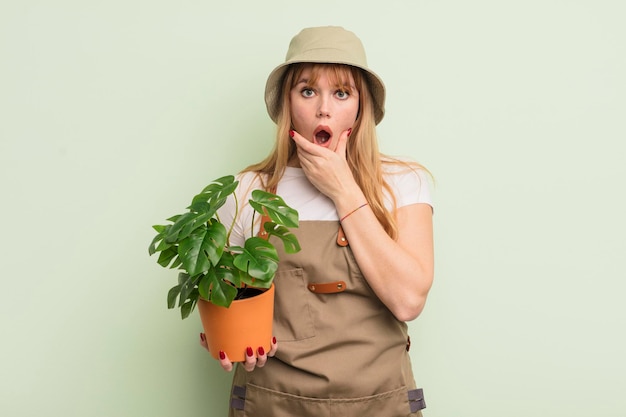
[289,66,359,152]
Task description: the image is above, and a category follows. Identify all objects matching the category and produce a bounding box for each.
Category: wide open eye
[335,90,350,100]
[301,88,315,98]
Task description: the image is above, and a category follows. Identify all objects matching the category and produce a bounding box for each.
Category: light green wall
[1,1,624,416]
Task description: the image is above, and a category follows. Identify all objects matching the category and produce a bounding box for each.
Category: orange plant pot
[197,284,275,363]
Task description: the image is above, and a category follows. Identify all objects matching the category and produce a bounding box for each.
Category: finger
[219,350,234,372]
[268,336,278,357]
[290,129,308,144]
[334,128,351,158]
[290,130,316,167]
[199,333,209,352]
[243,346,256,372]
[291,129,323,156]
[255,346,268,368]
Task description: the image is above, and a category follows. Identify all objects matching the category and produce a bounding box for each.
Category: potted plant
[148,175,300,361]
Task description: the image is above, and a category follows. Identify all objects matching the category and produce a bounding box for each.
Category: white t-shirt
[218,163,432,247]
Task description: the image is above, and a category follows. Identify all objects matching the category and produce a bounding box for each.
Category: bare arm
[339,201,433,321]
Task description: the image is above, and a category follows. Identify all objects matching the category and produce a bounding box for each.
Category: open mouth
[314,126,332,146]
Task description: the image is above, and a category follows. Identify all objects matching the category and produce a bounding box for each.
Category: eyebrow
[295,78,356,90]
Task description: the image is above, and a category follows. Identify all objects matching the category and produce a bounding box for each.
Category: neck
[287,156,301,168]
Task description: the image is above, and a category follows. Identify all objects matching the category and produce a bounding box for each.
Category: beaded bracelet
[340,203,369,223]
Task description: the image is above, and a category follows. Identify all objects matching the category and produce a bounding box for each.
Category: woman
[201,26,434,416]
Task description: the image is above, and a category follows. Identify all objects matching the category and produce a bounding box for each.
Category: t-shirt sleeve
[385,167,433,210]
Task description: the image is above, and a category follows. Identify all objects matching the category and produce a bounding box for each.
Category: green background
[1,1,624,416]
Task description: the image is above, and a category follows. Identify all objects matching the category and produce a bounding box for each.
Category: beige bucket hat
[264,26,386,125]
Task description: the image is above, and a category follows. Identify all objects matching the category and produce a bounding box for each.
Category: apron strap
[258,213,271,240]
[336,225,349,246]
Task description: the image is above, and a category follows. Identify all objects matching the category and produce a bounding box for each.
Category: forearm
[335,192,434,322]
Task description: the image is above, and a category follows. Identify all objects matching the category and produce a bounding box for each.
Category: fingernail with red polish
[219,351,226,360]
[258,347,265,356]
[347,128,352,136]
[246,347,254,357]
[272,337,277,344]
[289,130,295,138]
[200,333,205,342]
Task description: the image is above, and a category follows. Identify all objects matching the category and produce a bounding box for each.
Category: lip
[313,125,333,147]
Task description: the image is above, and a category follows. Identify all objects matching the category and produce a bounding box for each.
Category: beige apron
[228,221,426,417]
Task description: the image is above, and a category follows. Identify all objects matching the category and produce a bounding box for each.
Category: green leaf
[187,201,211,214]
[263,223,301,254]
[167,284,182,309]
[178,272,190,285]
[196,270,239,307]
[197,272,213,300]
[148,225,170,255]
[209,278,238,308]
[178,273,198,307]
[180,298,197,319]
[169,256,182,269]
[154,237,173,253]
[152,224,168,233]
[191,175,238,208]
[179,212,214,241]
[214,252,244,288]
[233,237,279,284]
[249,190,299,228]
[157,246,179,268]
[164,211,214,244]
[166,214,182,223]
[178,221,227,277]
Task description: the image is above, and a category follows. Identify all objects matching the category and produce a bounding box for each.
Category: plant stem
[250,206,257,239]
[224,192,239,247]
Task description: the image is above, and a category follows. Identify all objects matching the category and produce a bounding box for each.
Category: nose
[317,96,330,118]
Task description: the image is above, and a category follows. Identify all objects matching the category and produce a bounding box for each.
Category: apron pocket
[273,267,316,341]
[241,384,329,417]
[233,384,424,417]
